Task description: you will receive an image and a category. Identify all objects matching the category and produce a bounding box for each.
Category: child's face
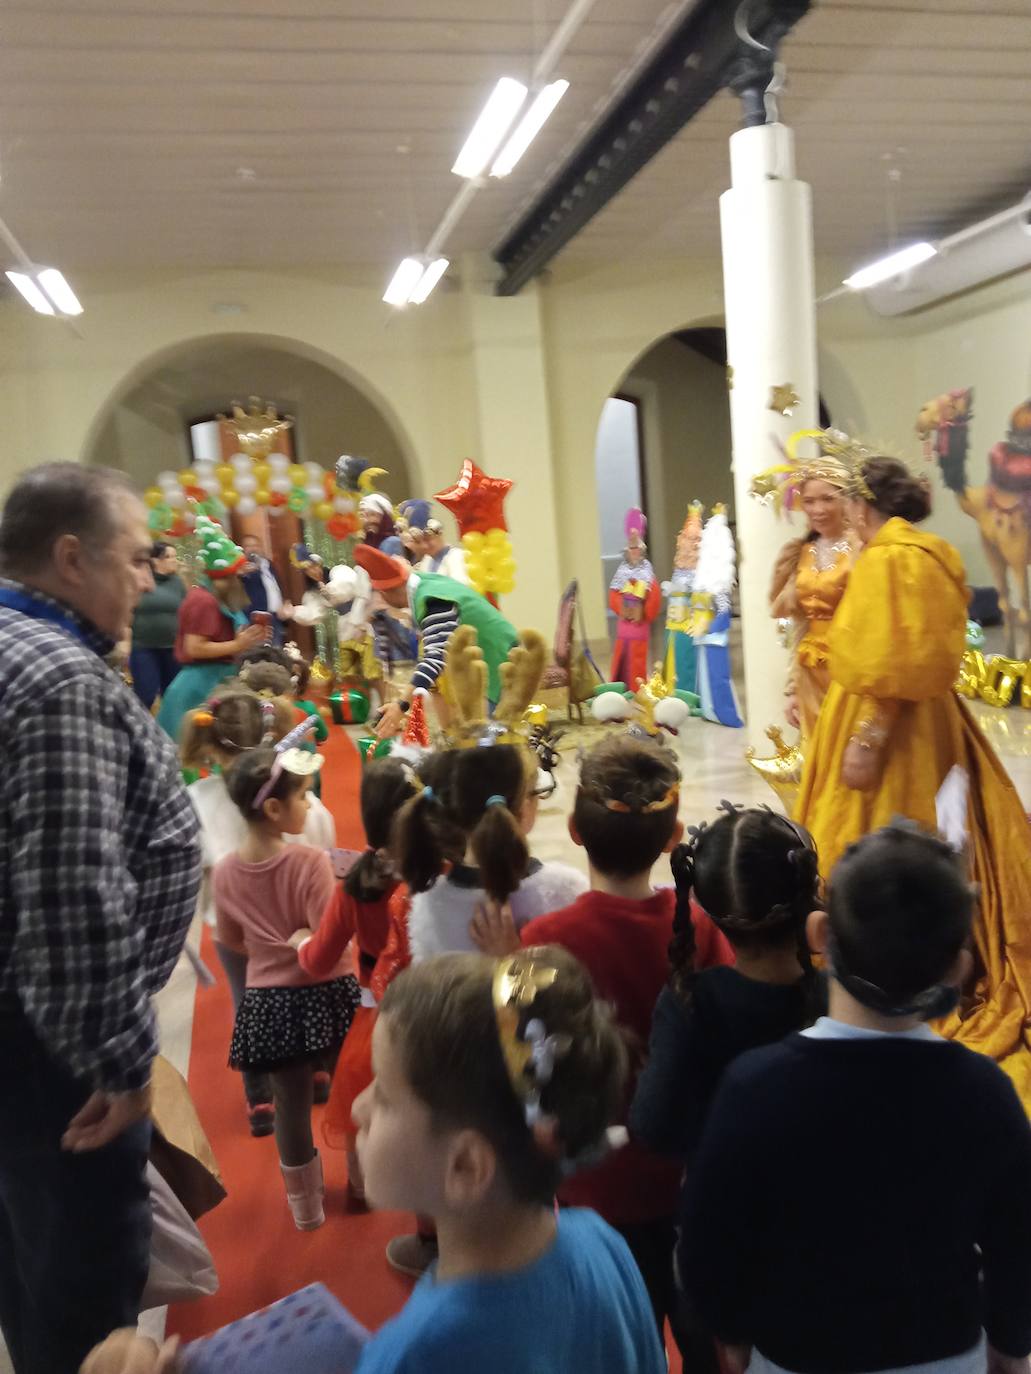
[353,1017,446,1215]
[265,777,312,835]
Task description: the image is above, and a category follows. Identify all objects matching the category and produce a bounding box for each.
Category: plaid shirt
[0,580,200,1092]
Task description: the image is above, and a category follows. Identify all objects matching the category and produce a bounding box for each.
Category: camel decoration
[916,388,1031,662]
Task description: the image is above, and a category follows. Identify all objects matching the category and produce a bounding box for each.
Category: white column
[720,122,818,750]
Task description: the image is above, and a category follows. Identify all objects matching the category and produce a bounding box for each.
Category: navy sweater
[678,1033,1031,1372]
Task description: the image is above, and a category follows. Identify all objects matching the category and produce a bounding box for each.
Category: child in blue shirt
[353,948,666,1374]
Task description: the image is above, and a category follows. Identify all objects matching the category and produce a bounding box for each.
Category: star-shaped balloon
[768,383,801,416]
[434,460,512,535]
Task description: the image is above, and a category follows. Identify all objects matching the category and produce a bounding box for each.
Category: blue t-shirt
[356,1209,665,1374]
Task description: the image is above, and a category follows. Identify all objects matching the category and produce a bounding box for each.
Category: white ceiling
[0,0,1027,278]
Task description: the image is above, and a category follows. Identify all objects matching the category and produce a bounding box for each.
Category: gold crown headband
[750,427,877,515]
[492,953,571,1152]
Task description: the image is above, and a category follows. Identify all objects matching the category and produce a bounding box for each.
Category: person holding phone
[241,534,293,645]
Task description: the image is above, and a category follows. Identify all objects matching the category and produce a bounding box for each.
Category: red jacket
[520,887,733,1224]
[299,878,405,987]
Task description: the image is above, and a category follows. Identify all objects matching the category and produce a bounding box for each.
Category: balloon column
[434,460,515,603]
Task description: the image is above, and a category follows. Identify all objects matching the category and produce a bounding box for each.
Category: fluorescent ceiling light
[6,271,54,315]
[383,257,426,307]
[37,268,83,316]
[452,77,528,179]
[843,241,937,291]
[491,80,570,178]
[409,257,450,305]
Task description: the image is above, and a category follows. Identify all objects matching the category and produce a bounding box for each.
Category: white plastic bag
[141,1161,219,1308]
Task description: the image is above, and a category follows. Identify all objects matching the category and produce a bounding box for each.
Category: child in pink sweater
[213,733,359,1230]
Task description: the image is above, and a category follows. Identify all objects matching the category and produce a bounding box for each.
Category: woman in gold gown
[769,475,853,739]
[797,456,1031,1109]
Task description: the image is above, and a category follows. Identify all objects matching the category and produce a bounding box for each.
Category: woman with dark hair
[128,541,186,709]
[796,454,1031,1109]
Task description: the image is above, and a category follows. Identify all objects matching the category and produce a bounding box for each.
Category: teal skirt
[156,662,238,742]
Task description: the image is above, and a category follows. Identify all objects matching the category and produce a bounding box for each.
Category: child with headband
[181,685,337,1136]
[680,824,1031,1374]
[353,949,666,1373]
[213,726,359,1230]
[473,736,733,1338]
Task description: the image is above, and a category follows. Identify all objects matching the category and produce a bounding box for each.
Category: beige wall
[1,252,1029,638]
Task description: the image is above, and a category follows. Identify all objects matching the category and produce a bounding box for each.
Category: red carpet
[168,726,414,1342]
[168,724,683,1369]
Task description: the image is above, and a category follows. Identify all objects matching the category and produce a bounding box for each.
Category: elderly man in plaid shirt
[0,464,200,1374]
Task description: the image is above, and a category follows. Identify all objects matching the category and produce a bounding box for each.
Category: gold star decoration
[768,383,801,416]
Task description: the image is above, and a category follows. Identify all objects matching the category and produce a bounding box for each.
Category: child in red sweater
[293,758,419,1207]
[473,735,732,1336]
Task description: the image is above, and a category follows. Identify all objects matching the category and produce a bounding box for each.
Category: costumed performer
[608,507,661,690]
[691,506,744,729]
[156,518,265,741]
[760,437,855,738]
[662,502,702,695]
[395,498,470,584]
[795,452,1031,1110]
[354,544,518,740]
[358,493,396,550]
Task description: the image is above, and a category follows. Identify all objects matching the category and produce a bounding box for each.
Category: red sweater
[299,878,405,987]
[520,887,733,1224]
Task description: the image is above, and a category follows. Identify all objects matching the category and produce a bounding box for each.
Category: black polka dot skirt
[228,975,360,1074]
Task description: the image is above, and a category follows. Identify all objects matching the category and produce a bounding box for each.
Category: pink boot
[280,1152,325,1231]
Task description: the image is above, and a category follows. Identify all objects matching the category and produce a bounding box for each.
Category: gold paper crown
[750,427,879,515]
[444,624,547,750]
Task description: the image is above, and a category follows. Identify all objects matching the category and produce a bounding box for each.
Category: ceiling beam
[493,0,811,296]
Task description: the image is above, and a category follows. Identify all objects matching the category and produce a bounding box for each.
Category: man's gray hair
[0,462,136,576]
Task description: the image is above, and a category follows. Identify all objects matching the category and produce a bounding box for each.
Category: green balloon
[288,488,308,515]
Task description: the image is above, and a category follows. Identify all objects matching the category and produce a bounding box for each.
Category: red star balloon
[434,460,512,535]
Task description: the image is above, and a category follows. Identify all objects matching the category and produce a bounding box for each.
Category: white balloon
[591,693,633,724]
[268,501,286,517]
[306,484,324,503]
[200,477,221,497]
[193,458,215,477]
[269,475,292,495]
[236,474,257,495]
[304,462,322,480]
[157,469,178,489]
[334,495,355,515]
[236,495,257,516]
[268,453,290,474]
[165,487,186,509]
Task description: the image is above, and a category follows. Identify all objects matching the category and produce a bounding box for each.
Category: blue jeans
[0,1004,151,1374]
[129,646,179,710]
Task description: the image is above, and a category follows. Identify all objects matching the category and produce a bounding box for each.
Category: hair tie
[422,786,435,802]
[193,710,214,727]
[486,794,507,808]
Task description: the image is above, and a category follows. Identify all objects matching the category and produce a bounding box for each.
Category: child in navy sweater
[679,823,1031,1374]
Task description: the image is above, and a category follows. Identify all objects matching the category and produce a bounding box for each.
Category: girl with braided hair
[631,804,824,1163]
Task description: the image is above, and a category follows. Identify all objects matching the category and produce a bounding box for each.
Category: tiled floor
[4,681,1030,1374]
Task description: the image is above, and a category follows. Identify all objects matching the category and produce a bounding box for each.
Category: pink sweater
[213,845,343,988]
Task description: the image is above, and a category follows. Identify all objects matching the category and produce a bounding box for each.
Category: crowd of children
[81,643,1031,1374]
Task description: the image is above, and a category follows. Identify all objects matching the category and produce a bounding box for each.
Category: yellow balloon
[485,528,507,548]
[255,488,271,507]
[462,531,485,553]
[216,464,235,486]
[253,462,271,486]
[288,464,307,487]
[144,486,163,509]
[222,488,240,509]
[178,468,195,487]
[496,578,515,596]
[314,500,334,522]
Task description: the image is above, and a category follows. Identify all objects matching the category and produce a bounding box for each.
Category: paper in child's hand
[935,766,969,854]
[180,1283,369,1374]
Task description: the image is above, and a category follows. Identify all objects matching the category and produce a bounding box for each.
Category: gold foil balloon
[956,649,986,699]
[522,703,549,728]
[746,726,804,811]
[982,656,1026,709]
[309,657,333,686]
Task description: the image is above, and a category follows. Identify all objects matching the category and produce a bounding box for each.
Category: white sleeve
[303,796,337,850]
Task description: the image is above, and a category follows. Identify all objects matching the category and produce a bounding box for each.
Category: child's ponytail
[347,758,422,901]
[470,799,530,905]
[392,752,462,895]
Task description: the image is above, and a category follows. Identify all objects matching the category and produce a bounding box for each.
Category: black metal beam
[493,0,811,297]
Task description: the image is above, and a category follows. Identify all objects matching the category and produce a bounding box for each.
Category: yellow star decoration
[769,383,801,416]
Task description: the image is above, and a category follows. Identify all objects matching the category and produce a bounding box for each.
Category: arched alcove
[82,332,417,502]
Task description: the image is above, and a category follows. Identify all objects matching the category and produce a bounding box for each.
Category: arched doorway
[82,332,416,502]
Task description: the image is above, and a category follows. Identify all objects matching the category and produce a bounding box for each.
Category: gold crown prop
[750,427,880,515]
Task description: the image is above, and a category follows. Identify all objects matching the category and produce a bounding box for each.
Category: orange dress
[796,519,1031,1111]
[771,537,853,739]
